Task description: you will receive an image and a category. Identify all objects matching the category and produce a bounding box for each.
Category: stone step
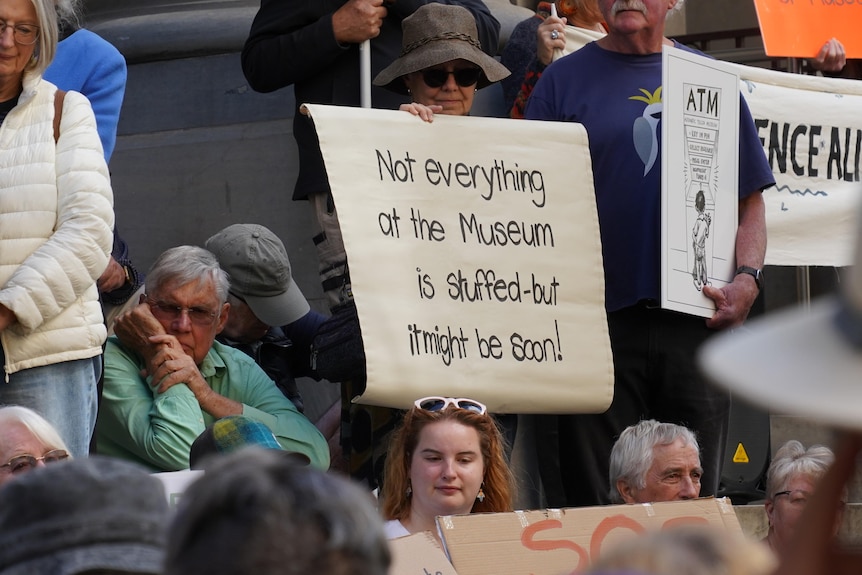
[770,414,837,456]
[770,414,862,503]
[735,503,862,546]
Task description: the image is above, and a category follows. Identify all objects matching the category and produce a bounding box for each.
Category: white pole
[360,39,371,109]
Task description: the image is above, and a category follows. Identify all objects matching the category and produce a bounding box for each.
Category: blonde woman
[0,0,113,457]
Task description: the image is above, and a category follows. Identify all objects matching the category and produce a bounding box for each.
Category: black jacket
[241,0,500,200]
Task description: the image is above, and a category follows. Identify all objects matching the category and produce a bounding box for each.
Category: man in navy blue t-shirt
[526,0,774,507]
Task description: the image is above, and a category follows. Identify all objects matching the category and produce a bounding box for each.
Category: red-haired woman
[379,397,515,542]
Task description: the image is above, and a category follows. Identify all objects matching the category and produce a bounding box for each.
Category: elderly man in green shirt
[96,245,329,471]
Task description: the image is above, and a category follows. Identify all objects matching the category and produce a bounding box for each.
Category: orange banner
[753,0,862,59]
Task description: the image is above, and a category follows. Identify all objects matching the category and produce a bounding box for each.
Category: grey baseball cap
[206,224,310,327]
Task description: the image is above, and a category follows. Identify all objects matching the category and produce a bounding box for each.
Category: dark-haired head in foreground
[165,447,390,575]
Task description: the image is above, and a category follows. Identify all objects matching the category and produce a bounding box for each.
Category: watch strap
[735,265,762,290]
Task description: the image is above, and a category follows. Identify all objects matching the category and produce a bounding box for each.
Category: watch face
[751,269,762,290]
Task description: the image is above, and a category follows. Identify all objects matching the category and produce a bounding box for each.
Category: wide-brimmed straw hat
[373,3,510,95]
[699,200,862,430]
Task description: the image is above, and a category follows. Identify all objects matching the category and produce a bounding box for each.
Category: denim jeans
[0,351,100,458]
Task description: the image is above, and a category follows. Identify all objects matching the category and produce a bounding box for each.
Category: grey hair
[583,524,776,575]
[765,440,834,499]
[0,405,70,455]
[54,0,83,33]
[144,246,230,303]
[145,245,230,304]
[608,419,700,504]
[165,448,391,575]
[28,0,58,76]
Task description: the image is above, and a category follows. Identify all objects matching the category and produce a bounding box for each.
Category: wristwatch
[735,266,764,291]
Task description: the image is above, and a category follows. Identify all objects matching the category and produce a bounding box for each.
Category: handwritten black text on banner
[304,105,613,414]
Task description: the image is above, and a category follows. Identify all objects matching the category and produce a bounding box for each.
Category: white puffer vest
[0,72,114,375]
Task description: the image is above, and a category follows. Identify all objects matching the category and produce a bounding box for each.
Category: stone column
[84,0,259,63]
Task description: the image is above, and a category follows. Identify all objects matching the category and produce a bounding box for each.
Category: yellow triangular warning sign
[732,442,750,463]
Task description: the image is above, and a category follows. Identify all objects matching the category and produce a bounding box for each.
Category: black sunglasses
[421,67,482,88]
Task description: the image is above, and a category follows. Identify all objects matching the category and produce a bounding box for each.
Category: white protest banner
[304,105,613,414]
[559,35,862,268]
[555,25,604,63]
[730,65,862,267]
[662,47,740,317]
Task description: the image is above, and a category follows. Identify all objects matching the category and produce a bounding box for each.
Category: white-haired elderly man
[96,246,330,472]
[609,419,703,504]
[525,0,775,507]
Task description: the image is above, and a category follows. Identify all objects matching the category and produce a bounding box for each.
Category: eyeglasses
[420,67,482,88]
[0,449,69,474]
[773,489,811,508]
[414,396,487,415]
[146,297,219,327]
[0,20,39,45]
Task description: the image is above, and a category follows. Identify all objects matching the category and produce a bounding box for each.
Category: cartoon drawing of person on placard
[691,189,711,291]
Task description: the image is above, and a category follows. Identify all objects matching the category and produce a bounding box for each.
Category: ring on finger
[550,29,559,40]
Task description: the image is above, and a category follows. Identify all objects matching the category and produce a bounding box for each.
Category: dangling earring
[406,482,413,498]
[476,482,485,503]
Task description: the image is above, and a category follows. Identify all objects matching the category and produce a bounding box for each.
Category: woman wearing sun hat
[373,3,510,121]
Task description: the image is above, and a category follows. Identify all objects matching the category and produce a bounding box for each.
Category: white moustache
[610,0,648,16]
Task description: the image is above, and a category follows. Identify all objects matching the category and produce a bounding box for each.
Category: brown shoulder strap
[53,89,66,144]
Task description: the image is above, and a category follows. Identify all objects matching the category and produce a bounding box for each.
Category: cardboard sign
[389,532,460,575]
[752,0,862,59]
[437,498,742,575]
[305,104,613,414]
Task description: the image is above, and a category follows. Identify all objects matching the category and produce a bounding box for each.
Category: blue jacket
[44,29,127,162]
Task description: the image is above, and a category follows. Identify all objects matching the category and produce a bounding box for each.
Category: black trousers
[537,303,730,507]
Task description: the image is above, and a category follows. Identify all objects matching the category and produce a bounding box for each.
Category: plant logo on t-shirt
[629,86,663,176]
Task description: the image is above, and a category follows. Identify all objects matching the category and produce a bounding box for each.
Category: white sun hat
[699,202,862,430]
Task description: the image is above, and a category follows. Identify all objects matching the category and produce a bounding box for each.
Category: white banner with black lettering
[305,105,613,414]
[559,35,862,267]
[731,65,862,266]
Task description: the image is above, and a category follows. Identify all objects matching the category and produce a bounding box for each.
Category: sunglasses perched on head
[420,67,482,88]
[414,396,487,415]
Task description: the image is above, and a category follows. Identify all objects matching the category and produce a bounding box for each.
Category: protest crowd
[0,0,860,573]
